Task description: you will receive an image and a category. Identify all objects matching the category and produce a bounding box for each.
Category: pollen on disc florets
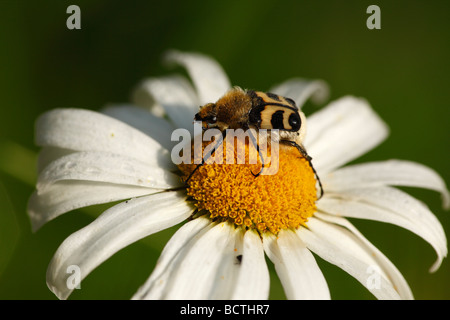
[178,137,318,234]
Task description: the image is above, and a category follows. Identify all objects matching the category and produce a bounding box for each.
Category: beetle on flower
[28,50,449,300]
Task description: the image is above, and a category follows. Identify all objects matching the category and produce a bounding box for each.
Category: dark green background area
[0,0,448,300]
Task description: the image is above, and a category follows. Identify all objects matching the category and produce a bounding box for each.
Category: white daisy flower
[28,50,449,300]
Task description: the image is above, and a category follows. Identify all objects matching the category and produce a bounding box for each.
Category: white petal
[162,221,237,299]
[230,230,270,300]
[101,104,176,151]
[318,187,447,272]
[317,196,442,267]
[135,221,269,300]
[35,108,174,170]
[132,217,212,300]
[165,50,231,105]
[269,78,329,108]
[304,96,389,174]
[132,75,199,131]
[36,151,182,193]
[263,230,330,300]
[298,217,403,300]
[207,227,246,300]
[323,159,450,209]
[37,147,74,174]
[135,219,238,300]
[130,85,166,118]
[46,191,193,300]
[28,181,159,231]
[314,212,414,299]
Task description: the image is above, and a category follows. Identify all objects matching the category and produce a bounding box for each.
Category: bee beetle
[189,87,323,198]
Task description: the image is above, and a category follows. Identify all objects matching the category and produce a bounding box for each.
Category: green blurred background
[0,0,448,300]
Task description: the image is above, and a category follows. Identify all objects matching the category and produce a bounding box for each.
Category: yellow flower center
[178,137,318,234]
